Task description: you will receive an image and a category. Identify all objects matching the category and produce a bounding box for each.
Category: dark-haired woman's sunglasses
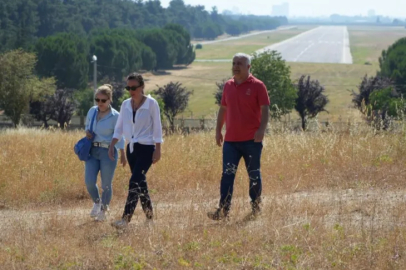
[95,98,107,103]
[125,85,141,91]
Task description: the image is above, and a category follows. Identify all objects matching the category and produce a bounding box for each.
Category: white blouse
[113,95,163,153]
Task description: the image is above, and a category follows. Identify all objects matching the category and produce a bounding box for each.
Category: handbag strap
[89,108,97,133]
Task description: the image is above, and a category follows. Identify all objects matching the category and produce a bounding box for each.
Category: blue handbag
[74,109,97,161]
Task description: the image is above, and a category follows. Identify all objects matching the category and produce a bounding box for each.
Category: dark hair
[127,72,144,87]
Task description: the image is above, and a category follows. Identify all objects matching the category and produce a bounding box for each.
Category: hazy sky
[160,0,405,17]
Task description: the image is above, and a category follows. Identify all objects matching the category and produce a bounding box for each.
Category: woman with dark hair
[109,73,163,229]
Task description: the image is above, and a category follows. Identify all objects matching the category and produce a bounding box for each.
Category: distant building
[272,2,289,17]
[368,9,376,17]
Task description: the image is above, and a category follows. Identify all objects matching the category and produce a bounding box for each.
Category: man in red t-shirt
[208,53,270,221]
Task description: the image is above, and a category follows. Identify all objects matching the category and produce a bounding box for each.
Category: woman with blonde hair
[84,84,126,221]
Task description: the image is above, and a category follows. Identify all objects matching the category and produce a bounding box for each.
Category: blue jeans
[219,140,263,212]
[85,147,118,207]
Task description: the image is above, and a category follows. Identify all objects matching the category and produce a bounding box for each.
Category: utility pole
[91,55,97,105]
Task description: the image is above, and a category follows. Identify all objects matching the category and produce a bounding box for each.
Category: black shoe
[141,201,154,220]
[145,209,153,220]
[207,208,229,221]
[251,200,261,217]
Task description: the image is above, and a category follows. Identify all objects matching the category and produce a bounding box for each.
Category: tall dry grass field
[1,126,406,269]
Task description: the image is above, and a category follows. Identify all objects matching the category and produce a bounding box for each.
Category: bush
[379,37,406,94]
[195,44,203,49]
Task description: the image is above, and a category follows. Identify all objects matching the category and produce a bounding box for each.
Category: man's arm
[216,106,226,146]
[254,105,269,142]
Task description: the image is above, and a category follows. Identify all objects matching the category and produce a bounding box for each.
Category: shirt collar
[233,74,254,86]
[97,105,117,119]
[125,96,151,111]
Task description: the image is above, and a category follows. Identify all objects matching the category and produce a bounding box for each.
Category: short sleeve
[257,82,270,106]
[221,84,227,106]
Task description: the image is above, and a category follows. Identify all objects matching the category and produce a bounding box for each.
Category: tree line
[0,0,287,54]
[34,24,195,90]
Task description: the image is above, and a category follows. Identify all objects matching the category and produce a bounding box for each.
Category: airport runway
[193,26,296,45]
[256,26,353,64]
[195,26,353,64]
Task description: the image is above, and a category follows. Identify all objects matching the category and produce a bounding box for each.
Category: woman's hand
[108,145,116,161]
[152,147,161,164]
[86,130,93,139]
[120,149,127,167]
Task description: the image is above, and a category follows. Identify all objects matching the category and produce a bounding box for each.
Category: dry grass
[2,126,406,269]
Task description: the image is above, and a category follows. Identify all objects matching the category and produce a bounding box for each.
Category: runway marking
[293,42,315,62]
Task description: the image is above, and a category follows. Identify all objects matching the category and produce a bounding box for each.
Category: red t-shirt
[221,75,270,142]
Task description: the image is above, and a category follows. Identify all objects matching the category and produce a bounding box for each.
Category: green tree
[137,29,177,69]
[202,22,221,40]
[164,23,195,65]
[89,29,144,80]
[35,0,67,37]
[251,50,297,119]
[379,37,406,95]
[225,23,243,36]
[369,87,403,117]
[35,33,89,89]
[0,50,55,127]
[13,0,39,51]
[29,76,58,127]
[140,44,157,71]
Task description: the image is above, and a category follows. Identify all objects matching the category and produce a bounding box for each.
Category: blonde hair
[96,84,113,100]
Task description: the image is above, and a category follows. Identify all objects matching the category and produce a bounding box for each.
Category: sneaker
[95,208,107,222]
[207,208,229,221]
[90,202,102,218]
[111,219,129,230]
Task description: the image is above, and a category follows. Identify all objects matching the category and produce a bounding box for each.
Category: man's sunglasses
[95,98,108,103]
[125,85,142,91]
